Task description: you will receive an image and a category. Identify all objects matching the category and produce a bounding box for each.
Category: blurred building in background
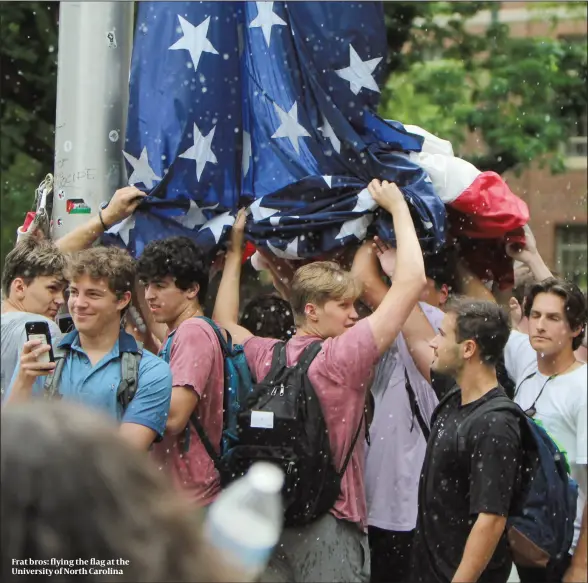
[469,2,587,289]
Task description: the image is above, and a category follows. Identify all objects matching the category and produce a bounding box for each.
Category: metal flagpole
[51,1,134,239]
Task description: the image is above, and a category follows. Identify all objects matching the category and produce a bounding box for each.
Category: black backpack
[220,341,364,527]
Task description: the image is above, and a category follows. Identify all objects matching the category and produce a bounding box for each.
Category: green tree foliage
[1,1,58,264]
[380,1,587,174]
[0,2,586,268]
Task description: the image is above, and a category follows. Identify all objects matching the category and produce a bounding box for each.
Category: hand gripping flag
[104,1,446,259]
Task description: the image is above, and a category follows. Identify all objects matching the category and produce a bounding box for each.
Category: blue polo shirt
[6,329,172,437]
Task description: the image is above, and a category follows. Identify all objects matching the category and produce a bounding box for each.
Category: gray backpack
[43,342,143,411]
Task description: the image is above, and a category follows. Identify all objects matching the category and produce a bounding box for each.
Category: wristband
[98,209,109,231]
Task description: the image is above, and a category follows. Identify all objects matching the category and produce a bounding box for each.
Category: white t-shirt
[364,302,444,531]
[505,331,587,551]
[0,310,63,401]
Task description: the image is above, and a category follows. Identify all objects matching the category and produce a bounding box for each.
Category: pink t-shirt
[244,318,380,531]
[152,318,224,506]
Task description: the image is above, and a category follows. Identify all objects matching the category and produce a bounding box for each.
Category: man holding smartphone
[4,246,172,451]
[1,239,68,399]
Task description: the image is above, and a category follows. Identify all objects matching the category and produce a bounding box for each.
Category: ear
[116,291,132,312]
[304,302,319,322]
[462,339,477,361]
[571,324,584,340]
[186,283,200,301]
[439,284,449,306]
[10,277,26,299]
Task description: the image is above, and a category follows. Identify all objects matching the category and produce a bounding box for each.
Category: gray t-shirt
[1,310,62,399]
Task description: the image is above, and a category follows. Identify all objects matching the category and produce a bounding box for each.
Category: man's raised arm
[365,180,427,356]
[212,210,253,346]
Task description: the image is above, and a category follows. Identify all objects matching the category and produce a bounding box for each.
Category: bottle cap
[248,462,284,494]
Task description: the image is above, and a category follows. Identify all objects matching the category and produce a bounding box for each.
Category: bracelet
[98,209,109,231]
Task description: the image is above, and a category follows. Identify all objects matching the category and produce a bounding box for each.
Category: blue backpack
[160,316,253,456]
[451,392,578,569]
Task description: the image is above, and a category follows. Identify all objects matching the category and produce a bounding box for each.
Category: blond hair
[66,246,136,299]
[289,261,362,326]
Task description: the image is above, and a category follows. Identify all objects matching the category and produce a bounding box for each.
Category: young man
[1,239,68,396]
[505,278,587,583]
[214,179,427,583]
[407,298,522,583]
[352,243,449,583]
[4,246,172,451]
[136,236,225,507]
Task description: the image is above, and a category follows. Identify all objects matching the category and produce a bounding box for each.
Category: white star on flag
[249,1,287,47]
[267,237,300,259]
[335,45,382,95]
[179,122,218,181]
[198,211,235,244]
[173,200,219,230]
[169,15,218,71]
[318,115,341,154]
[250,197,279,222]
[271,101,310,155]
[242,131,252,177]
[107,216,135,246]
[335,214,373,241]
[351,187,378,213]
[123,147,161,189]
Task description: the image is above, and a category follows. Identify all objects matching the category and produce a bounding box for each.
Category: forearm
[388,203,425,287]
[571,505,587,570]
[55,215,105,253]
[3,377,36,407]
[525,254,553,282]
[401,303,436,382]
[453,514,507,583]
[213,252,242,326]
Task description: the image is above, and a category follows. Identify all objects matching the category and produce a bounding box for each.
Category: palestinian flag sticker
[66,198,91,214]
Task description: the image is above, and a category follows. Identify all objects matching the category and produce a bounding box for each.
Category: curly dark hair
[1,401,231,583]
[136,237,209,304]
[240,295,296,341]
[524,277,587,350]
[446,297,511,366]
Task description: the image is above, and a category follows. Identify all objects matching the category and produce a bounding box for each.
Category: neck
[1,297,25,314]
[295,323,323,339]
[78,320,122,355]
[536,347,577,376]
[456,363,499,405]
[168,302,203,333]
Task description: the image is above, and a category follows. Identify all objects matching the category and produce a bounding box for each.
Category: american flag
[105,1,447,259]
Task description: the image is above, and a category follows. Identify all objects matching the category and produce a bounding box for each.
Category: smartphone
[57,314,74,334]
[25,321,55,363]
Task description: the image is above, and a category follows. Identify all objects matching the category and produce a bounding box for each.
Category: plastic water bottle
[204,463,284,581]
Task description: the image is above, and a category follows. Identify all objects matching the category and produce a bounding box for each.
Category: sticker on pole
[107,31,117,48]
[66,198,91,215]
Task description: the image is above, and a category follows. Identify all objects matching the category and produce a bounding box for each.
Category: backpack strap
[117,341,143,412]
[43,346,68,400]
[190,411,223,470]
[429,384,460,428]
[338,412,366,478]
[295,341,323,374]
[404,369,430,441]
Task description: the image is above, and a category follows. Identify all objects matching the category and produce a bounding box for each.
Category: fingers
[372,236,390,255]
[234,208,247,230]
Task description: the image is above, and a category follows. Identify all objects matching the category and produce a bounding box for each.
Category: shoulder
[244,335,280,356]
[175,317,221,345]
[420,302,444,328]
[138,348,172,379]
[468,394,522,439]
